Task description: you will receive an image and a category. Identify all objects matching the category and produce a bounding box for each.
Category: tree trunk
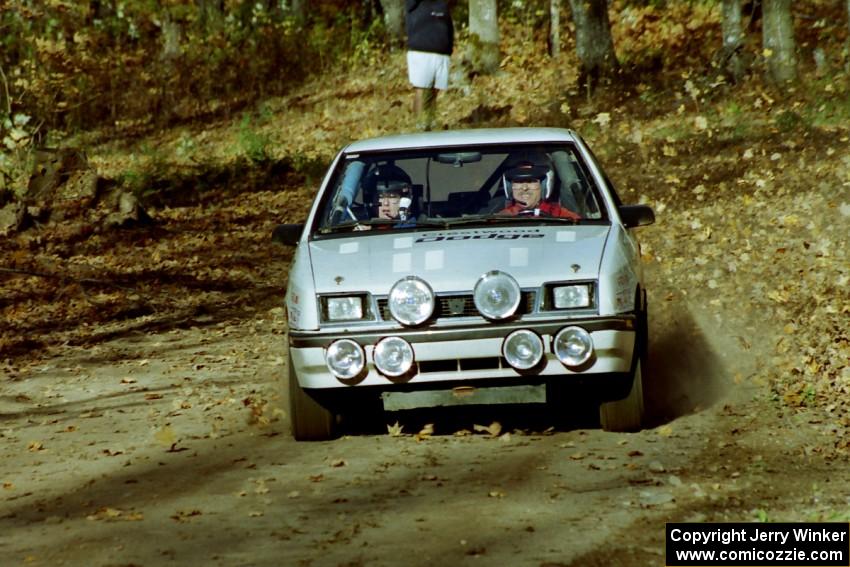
[567,0,618,86]
[160,16,183,61]
[846,0,850,71]
[379,0,405,47]
[289,0,306,26]
[762,0,796,84]
[196,0,223,30]
[721,0,745,81]
[549,0,561,57]
[469,0,500,74]
[159,15,183,123]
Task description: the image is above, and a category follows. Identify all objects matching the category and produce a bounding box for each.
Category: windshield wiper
[436,214,581,228]
[321,214,583,234]
[319,218,415,234]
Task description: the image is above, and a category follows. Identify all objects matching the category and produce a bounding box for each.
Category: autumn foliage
[0,0,381,135]
[1,1,849,448]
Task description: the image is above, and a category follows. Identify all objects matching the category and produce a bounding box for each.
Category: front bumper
[289,317,637,389]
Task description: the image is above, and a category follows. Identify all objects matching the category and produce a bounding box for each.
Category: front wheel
[599,358,645,432]
[288,354,337,441]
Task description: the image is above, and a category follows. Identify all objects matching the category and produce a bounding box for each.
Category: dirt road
[2,126,847,566]
[2,291,845,567]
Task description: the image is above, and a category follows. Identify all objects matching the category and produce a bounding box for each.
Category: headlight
[373,337,414,377]
[325,339,365,379]
[388,277,435,326]
[553,326,594,368]
[503,329,544,370]
[324,296,364,321]
[552,284,592,309]
[473,271,521,320]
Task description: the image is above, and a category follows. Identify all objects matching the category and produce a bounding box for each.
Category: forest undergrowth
[1,4,849,455]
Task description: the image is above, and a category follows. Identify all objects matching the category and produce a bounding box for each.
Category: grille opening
[419,360,458,373]
[378,291,536,321]
[459,357,502,371]
[418,357,503,373]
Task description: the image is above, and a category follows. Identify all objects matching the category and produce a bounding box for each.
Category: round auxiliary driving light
[373,336,415,377]
[473,271,521,320]
[503,329,544,370]
[388,276,435,326]
[553,326,594,368]
[325,339,365,380]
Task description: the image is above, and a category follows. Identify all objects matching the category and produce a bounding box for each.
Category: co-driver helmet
[362,163,412,204]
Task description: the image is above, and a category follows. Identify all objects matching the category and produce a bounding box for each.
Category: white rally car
[274,128,654,440]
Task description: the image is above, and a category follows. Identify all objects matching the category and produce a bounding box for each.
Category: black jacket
[405,0,453,55]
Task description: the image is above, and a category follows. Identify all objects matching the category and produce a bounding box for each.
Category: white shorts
[407,51,450,90]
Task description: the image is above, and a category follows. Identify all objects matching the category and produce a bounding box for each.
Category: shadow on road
[644,301,731,426]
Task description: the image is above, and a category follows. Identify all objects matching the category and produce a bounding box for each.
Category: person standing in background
[405,0,453,131]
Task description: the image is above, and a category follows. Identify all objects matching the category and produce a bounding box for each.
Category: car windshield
[316,143,607,234]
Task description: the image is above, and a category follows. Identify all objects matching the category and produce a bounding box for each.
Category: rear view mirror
[618,205,655,228]
[435,152,482,166]
[272,223,304,246]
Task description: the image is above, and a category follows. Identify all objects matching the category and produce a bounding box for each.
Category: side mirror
[618,205,655,228]
[272,223,304,246]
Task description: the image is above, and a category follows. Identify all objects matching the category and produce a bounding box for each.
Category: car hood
[308,225,610,294]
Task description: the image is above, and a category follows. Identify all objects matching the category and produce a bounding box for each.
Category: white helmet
[502,162,554,202]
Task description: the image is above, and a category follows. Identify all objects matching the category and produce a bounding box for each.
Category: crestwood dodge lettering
[415,233,545,243]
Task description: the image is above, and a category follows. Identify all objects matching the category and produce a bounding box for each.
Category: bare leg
[424,88,438,131]
[414,87,439,131]
[413,88,426,127]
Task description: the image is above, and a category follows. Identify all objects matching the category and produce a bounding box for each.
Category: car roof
[343,127,581,154]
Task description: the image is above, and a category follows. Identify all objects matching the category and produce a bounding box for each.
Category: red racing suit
[498,201,581,220]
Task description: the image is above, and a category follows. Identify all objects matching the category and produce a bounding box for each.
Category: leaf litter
[1,9,849,565]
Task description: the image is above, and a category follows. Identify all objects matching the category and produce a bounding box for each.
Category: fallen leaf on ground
[416,423,434,440]
[154,426,176,447]
[88,507,143,521]
[170,509,202,522]
[473,422,502,437]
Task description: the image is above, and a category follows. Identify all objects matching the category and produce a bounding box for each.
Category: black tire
[288,352,337,441]
[599,358,645,432]
[599,294,648,432]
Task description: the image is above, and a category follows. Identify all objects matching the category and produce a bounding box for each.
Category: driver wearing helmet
[498,162,581,220]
